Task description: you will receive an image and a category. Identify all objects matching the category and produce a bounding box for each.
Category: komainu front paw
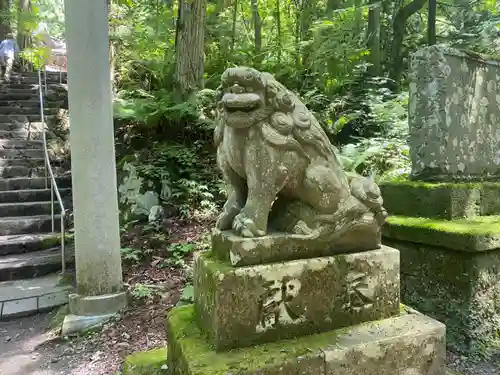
[232,212,266,237]
[216,211,238,230]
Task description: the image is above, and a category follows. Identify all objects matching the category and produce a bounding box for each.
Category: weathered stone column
[62,0,127,334]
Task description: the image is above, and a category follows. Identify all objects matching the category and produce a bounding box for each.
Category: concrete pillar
[62,0,126,333]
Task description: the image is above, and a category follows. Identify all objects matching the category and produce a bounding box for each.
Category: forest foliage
[5,0,500,218]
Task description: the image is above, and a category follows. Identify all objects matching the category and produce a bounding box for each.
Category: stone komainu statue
[214,67,387,249]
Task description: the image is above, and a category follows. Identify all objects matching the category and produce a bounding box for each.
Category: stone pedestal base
[167,305,446,375]
[385,236,500,355]
[380,180,500,355]
[61,291,128,335]
[195,247,400,350]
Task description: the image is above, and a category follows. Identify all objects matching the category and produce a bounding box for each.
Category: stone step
[0,139,44,149]
[0,83,62,91]
[0,201,68,217]
[2,76,67,85]
[0,122,45,132]
[0,232,63,256]
[0,115,58,124]
[0,273,73,320]
[0,130,44,140]
[0,149,44,159]
[18,71,67,79]
[0,187,71,204]
[0,176,72,191]
[0,93,40,101]
[0,246,74,282]
[0,107,59,116]
[0,157,44,166]
[0,158,45,178]
[0,89,58,97]
[0,214,62,236]
[0,100,64,108]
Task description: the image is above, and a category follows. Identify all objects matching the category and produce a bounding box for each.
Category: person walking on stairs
[0,35,20,83]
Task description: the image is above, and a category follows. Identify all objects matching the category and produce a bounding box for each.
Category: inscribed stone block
[409,45,500,181]
[194,247,400,351]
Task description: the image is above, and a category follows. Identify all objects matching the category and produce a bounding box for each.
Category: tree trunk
[354,0,362,36]
[230,0,237,54]
[16,0,30,50]
[427,0,436,45]
[299,0,313,69]
[0,0,11,40]
[326,0,342,17]
[275,0,281,64]
[174,0,207,101]
[389,0,426,85]
[251,0,262,63]
[367,2,381,75]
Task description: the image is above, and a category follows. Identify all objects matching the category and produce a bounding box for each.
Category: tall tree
[251,0,262,63]
[427,0,436,45]
[0,0,11,40]
[389,0,426,85]
[367,1,381,75]
[174,0,207,101]
[16,0,30,50]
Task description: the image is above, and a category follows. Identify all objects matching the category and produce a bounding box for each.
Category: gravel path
[1,311,500,375]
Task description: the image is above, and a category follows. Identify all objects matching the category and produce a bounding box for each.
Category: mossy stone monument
[166,67,446,374]
[381,45,500,356]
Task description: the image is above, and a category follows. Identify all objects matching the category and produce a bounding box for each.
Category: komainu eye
[245,71,254,80]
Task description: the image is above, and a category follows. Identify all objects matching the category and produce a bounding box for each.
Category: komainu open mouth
[222,93,260,113]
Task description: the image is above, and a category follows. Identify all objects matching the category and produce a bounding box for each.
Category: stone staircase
[0,71,74,320]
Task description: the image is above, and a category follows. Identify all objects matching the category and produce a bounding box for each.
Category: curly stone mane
[215,68,338,164]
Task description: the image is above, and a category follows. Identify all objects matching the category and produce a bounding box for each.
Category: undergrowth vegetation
[103,1,499,270]
[23,0,499,277]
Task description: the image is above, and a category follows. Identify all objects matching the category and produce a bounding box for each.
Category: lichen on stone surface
[409,44,500,181]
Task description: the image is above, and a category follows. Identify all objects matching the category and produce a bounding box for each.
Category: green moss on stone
[387,216,500,236]
[123,348,167,375]
[167,305,345,375]
[167,305,445,375]
[384,216,500,252]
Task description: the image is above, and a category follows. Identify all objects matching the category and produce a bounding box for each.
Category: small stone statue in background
[214,67,387,248]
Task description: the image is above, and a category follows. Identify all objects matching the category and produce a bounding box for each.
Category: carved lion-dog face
[218,67,268,129]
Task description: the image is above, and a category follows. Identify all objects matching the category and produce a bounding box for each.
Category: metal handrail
[36,64,67,274]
